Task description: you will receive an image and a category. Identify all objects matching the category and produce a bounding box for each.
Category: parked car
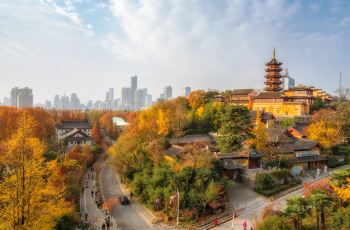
[119,196,129,205]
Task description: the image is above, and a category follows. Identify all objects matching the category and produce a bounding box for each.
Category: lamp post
[170,186,180,226]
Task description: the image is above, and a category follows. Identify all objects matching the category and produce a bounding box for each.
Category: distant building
[182,87,191,97]
[145,94,153,107]
[61,95,70,110]
[121,87,132,110]
[163,86,172,99]
[10,87,33,108]
[56,120,93,147]
[105,88,114,110]
[54,95,61,109]
[45,100,52,109]
[135,88,148,110]
[70,93,80,110]
[3,97,10,106]
[282,69,295,90]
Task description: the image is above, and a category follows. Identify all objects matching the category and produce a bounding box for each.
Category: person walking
[102,223,106,230]
[91,189,94,197]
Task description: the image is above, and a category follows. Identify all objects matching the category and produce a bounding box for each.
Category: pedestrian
[250,227,254,230]
[106,221,110,230]
[102,223,106,230]
[91,189,94,197]
[84,212,88,221]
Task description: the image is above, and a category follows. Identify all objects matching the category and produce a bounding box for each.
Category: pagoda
[264,48,283,91]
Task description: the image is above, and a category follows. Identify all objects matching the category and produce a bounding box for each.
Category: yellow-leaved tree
[0,113,72,230]
[333,178,350,202]
[306,109,342,149]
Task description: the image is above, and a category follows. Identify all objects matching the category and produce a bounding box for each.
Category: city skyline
[1,0,350,103]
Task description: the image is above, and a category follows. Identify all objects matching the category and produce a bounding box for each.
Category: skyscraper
[105,88,114,110]
[70,93,80,110]
[61,95,70,110]
[131,75,137,92]
[163,86,173,99]
[182,87,191,97]
[121,87,131,110]
[10,87,33,108]
[282,69,295,90]
[54,95,61,109]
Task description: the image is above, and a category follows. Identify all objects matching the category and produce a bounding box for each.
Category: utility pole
[339,72,343,102]
[176,186,180,226]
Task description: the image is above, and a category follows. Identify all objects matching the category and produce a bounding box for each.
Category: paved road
[101,165,154,230]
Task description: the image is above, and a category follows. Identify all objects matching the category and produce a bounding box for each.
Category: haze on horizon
[1,0,350,104]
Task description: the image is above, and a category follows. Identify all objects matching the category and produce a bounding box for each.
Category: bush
[326,156,339,168]
[258,215,293,230]
[331,207,350,230]
[271,169,293,185]
[55,213,80,230]
[255,173,274,190]
[255,181,300,197]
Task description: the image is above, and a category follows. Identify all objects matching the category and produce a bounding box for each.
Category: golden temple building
[227,48,332,117]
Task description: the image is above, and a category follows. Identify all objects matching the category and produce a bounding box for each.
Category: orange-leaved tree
[0,113,72,230]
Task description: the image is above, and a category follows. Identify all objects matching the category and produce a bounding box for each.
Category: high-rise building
[105,88,114,110]
[54,95,61,109]
[121,87,131,110]
[45,100,52,109]
[135,88,148,110]
[163,86,172,99]
[10,87,33,108]
[182,87,191,97]
[282,69,295,90]
[145,94,153,107]
[131,75,137,92]
[3,97,10,106]
[61,95,70,110]
[70,93,79,110]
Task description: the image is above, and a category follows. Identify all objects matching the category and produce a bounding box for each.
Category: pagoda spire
[272,47,276,59]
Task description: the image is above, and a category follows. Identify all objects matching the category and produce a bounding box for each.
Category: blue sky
[1,0,350,103]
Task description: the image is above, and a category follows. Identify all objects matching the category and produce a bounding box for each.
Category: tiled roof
[168,135,213,145]
[293,139,318,151]
[229,89,255,95]
[287,155,325,164]
[57,120,92,129]
[254,92,283,99]
[249,111,274,121]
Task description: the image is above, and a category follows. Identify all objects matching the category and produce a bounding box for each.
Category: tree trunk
[316,212,320,230]
[321,210,325,230]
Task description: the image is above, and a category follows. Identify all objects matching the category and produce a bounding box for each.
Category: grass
[254,181,301,197]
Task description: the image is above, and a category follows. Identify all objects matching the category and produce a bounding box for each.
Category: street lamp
[170,186,180,226]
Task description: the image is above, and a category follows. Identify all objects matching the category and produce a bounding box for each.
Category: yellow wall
[252,101,306,117]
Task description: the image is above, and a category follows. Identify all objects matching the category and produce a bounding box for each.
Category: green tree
[258,215,293,230]
[307,190,332,230]
[285,196,309,230]
[331,207,350,230]
[255,173,274,190]
[216,105,252,153]
[310,97,326,113]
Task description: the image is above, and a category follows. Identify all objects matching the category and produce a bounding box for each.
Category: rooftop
[57,120,92,129]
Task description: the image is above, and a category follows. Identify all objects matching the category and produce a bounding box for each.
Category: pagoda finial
[272,47,276,59]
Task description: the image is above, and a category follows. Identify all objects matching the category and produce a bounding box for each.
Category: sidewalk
[80,168,117,230]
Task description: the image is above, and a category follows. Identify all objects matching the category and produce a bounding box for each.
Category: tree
[258,215,293,230]
[285,196,309,230]
[92,121,102,144]
[216,105,252,153]
[0,113,72,230]
[307,190,332,230]
[332,178,350,203]
[188,90,205,110]
[306,109,342,149]
[331,207,350,230]
[310,97,326,113]
[251,111,268,152]
[255,173,274,190]
[169,105,187,143]
[280,117,294,129]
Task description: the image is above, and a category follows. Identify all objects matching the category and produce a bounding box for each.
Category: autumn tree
[251,111,268,152]
[92,120,102,144]
[216,105,252,153]
[188,90,205,110]
[306,109,342,149]
[0,113,72,230]
[169,105,187,143]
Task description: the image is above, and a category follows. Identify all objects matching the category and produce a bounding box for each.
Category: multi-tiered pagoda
[264,48,283,92]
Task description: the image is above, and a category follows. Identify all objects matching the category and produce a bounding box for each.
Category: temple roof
[57,120,92,129]
[229,89,255,95]
[254,92,283,99]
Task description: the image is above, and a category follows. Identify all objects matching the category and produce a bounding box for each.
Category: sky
[1,0,350,104]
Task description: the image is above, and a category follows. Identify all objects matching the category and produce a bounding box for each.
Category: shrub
[326,156,339,168]
[258,215,293,230]
[255,173,274,190]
